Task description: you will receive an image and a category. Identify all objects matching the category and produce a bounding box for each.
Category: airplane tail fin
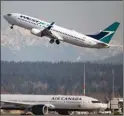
[87,22,120,44]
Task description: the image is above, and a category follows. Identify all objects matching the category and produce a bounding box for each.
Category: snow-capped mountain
[94,53,123,64]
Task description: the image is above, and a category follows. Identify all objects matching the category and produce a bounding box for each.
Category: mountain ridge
[94,52,123,64]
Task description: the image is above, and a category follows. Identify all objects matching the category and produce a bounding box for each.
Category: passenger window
[27,17,29,20]
[22,16,26,18]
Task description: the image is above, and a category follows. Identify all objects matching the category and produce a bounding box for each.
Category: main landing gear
[55,40,60,44]
[50,39,54,44]
[49,39,60,45]
[10,24,14,29]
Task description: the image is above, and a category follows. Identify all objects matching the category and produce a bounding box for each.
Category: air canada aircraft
[1,94,107,115]
[3,13,120,49]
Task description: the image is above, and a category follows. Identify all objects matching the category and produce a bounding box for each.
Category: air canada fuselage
[1,94,104,112]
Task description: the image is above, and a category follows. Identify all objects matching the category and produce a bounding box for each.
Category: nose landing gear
[49,39,54,44]
[10,24,14,29]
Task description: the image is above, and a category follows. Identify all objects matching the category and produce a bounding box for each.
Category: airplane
[3,13,120,49]
[0,94,107,115]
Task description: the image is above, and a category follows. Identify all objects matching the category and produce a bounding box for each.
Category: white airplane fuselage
[3,13,109,48]
[1,94,103,111]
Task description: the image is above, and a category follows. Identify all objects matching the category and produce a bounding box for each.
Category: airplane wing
[1,100,55,109]
[50,31,64,41]
[31,22,64,41]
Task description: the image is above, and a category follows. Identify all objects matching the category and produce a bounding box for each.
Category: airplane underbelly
[62,34,90,47]
[53,101,81,109]
[80,103,99,111]
[65,102,82,109]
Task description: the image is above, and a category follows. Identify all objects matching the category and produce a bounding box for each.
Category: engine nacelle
[31,28,41,36]
[31,105,48,115]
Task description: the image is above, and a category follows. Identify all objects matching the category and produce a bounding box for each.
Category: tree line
[1,61,123,101]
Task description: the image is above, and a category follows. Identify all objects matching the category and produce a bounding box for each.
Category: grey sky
[1,1,123,62]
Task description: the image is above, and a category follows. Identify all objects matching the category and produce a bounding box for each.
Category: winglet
[47,22,55,30]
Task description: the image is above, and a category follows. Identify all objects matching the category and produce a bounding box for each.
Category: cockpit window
[92,101,101,103]
[7,14,12,16]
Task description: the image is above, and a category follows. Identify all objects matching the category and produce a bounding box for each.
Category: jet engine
[30,28,41,36]
[31,105,48,115]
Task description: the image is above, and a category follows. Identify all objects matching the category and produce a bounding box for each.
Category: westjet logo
[102,31,114,38]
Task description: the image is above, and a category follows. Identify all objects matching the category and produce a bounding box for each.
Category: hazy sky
[1,1,123,62]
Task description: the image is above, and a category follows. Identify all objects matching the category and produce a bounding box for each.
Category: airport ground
[0,109,117,116]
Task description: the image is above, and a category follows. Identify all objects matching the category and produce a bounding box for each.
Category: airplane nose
[3,15,7,20]
[100,103,107,109]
